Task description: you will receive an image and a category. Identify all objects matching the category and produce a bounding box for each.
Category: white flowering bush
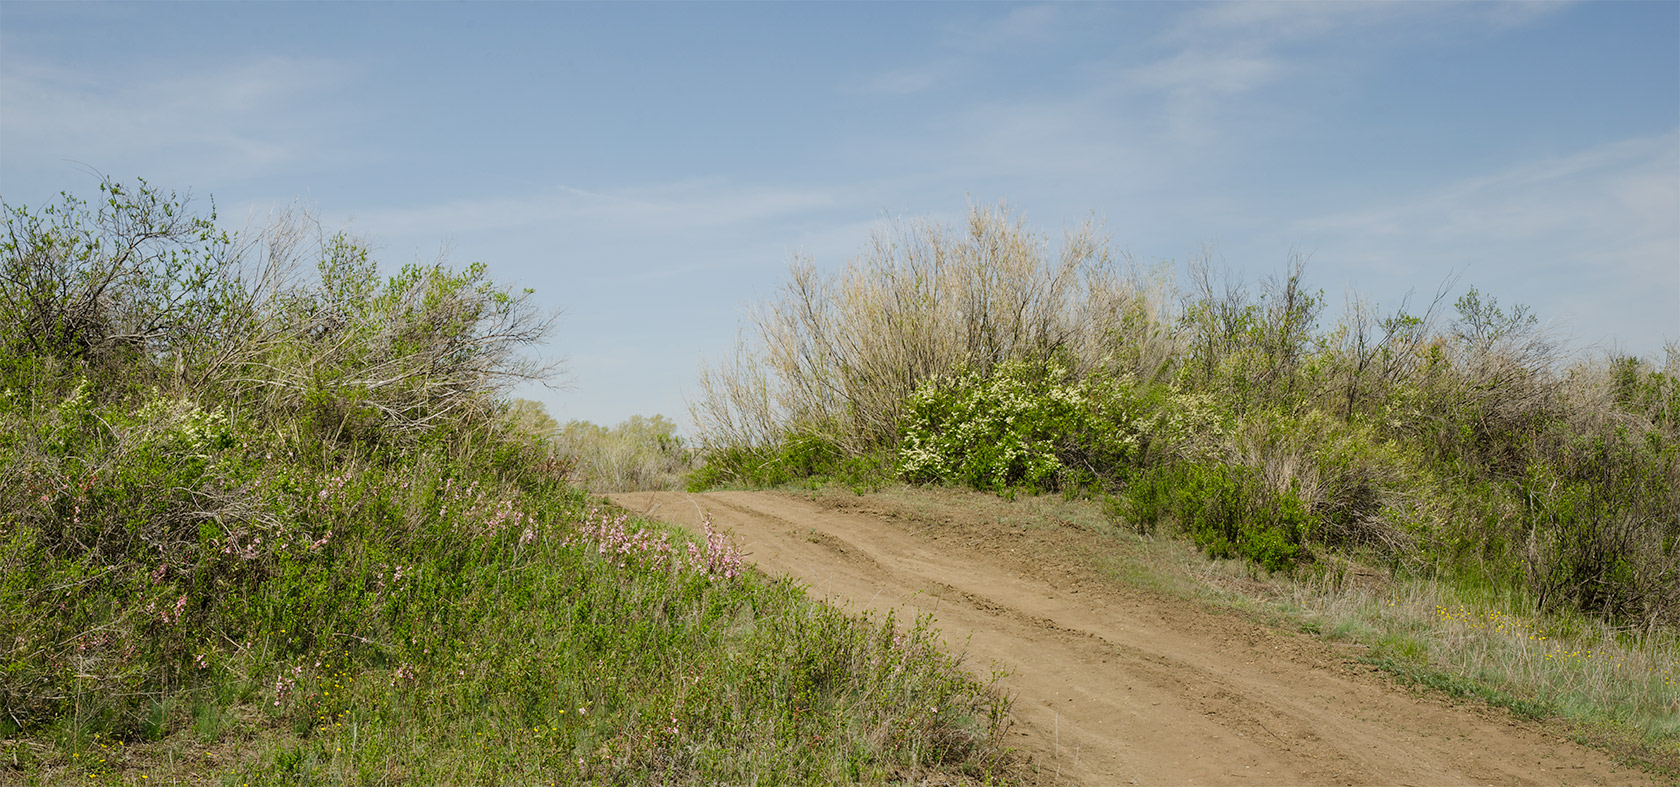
[132,389,235,457]
[898,359,1175,493]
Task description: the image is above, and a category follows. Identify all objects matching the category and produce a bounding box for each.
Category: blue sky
[3,1,1676,431]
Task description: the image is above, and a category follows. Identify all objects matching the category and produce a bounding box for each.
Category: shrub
[898,359,1134,492]
[1228,407,1418,556]
[1519,431,1679,630]
[692,200,1678,629]
[0,179,241,391]
[895,354,1230,495]
[2,181,1016,783]
[898,359,1090,493]
[690,203,1173,457]
[1119,462,1311,572]
[1177,255,1324,411]
[687,430,890,492]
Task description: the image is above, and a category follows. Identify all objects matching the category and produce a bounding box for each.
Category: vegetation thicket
[691,204,1680,751]
[0,180,1013,783]
[547,413,694,493]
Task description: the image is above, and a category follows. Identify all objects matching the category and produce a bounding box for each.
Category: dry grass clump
[1255,569,1680,754]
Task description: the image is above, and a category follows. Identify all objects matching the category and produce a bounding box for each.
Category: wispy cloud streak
[2,56,353,180]
[350,181,838,241]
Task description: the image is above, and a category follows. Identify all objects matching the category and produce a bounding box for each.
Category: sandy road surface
[609,489,1656,786]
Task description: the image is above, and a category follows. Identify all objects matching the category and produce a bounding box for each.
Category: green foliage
[896,358,1224,495]
[689,430,890,493]
[1,181,1012,782]
[690,204,1676,625]
[504,396,561,439]
[1227,407,1422,556]
[1358,651,1556,722]
[898,360,1094,493]
[1453,287,1538,352]
[691,204,1134,457]
[216,494,1006,783]
[271,247,558,449]
[1120,462,1310,572]
[0,179,238,383]
[1178,259,1323,410]
[1608,355,1680,439]
[1517,427,1679,627]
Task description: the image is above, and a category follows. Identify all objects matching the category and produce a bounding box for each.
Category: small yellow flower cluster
[1542,647,1631,672]
[1431,604,1546,640]
[75,731,136,781]
[1420,602,1669,682]
[307,659,357,730]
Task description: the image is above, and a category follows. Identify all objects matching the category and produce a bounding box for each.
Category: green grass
[123,503,1011,784]
[0,180,1016,784]
[687,431,895,495]
[1205,556,1680,776]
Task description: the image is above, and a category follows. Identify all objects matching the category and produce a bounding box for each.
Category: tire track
[611,489,1656,786]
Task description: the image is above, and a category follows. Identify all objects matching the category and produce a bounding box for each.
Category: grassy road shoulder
[0,181,1016,784]
[790,484,1679,780]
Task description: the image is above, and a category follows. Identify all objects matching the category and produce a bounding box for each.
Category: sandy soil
[608,488,1658,786]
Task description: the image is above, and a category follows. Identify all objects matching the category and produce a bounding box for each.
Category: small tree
[0,178,242,387]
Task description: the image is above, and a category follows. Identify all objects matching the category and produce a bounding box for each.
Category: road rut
[609,489,1655,786]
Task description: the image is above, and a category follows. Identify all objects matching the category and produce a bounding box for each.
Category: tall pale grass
[1258,568,1680,742]
[691,204,1178,454]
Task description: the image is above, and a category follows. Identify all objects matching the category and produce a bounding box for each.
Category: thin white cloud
[846,4,1067,96]
[945,3,1063,50]
[1126,2,1407,106]
[1,55,354,181]
[1110,1,1566,149]
[940,94,1147,181]
[1291,132,1680,353]
[849,60,963,96]
[1296,134,1678,244]
[1125,50,1285,96]
[1482,0,1578,30]
[349,181,838,241]
[1160,0,1569,74]
[1172,1,1413,43]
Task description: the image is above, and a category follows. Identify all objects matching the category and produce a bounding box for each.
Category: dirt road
[609,488,1656,786]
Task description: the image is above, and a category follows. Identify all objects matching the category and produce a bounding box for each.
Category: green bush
[898,360,1089,492]
[688,429,890,492]
[1119,462,1311,572]
[1,180,1013,781]
[897,358,1203,494]
[1518,430,1679,628]
[691,204,1678,628]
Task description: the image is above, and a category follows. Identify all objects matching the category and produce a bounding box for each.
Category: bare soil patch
[610,487,1659,786]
